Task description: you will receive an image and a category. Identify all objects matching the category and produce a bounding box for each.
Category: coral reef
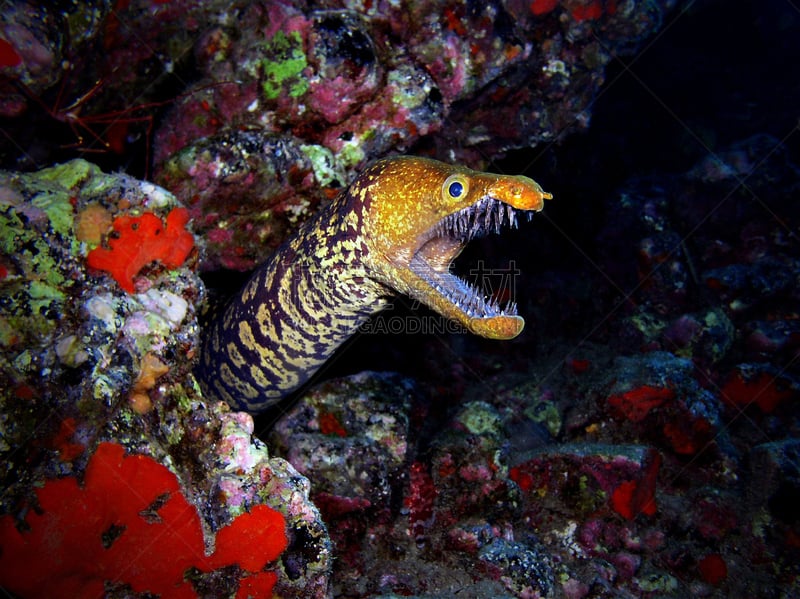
[86,207,195,293]
[269,372,416,512]
[151,0,675,269]
[2,1,798,598]
[0,160,331,597]
[255,132,799,597]
[0,441,287,598]
[0,0,675,269]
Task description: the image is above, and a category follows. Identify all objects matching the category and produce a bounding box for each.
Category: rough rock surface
[0,160,331,597]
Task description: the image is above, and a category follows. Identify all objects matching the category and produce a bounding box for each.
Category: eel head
[355,156,553,340]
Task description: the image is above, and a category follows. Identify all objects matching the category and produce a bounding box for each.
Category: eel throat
[198,156,552,412]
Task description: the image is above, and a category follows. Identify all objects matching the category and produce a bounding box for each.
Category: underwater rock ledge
[0,160,332,598]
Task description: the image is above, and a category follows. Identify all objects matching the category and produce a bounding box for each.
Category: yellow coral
[74,205,112,245]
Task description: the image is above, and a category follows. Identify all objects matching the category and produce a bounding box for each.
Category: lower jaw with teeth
[407,255,525,340]
[398,198,533,340]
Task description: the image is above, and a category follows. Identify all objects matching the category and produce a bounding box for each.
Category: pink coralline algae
[0,0,676,269]
[0,442,287,599]
[601,352,722,457]
[0,38,22,68]
[720,364,798,414]
[609,451,661,520]
[607,385,675,423]
[404,461,438,534]
[0,160,332,598]
[144,0,674,269]
[697,553,728,586]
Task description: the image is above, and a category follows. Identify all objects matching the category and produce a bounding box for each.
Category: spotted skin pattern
[199,156,552,412]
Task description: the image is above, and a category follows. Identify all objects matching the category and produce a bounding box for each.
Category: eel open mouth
[408,196,536,339]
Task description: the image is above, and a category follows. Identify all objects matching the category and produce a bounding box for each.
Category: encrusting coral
[86,207,195,293]
[0,442,288,598]
[0,160,333,598]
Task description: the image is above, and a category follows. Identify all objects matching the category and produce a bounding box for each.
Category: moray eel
[199,156,552,412]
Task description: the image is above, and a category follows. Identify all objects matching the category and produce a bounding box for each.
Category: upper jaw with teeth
[401,187,550,341]
[411,195,527,321]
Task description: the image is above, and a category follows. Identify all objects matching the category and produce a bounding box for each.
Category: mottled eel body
[199,157,552,412]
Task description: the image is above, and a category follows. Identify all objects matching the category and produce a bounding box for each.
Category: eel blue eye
[448,181,464,198]
[442,175,469,201]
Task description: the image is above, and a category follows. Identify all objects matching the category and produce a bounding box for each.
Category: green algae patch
[458,401,502,436]
[300,144,347,188]
[524,397,562,438]
[261,31,309,100]
[0,228,69,348]
[36,159,100,191]
[30,187,76,239]
[28,280,66,312]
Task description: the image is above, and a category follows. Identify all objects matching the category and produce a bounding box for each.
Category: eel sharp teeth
[435,198,529,240]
